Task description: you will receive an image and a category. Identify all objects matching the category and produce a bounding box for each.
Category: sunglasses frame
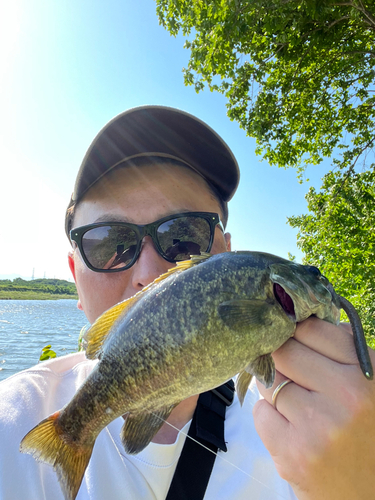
[70,211,222,273]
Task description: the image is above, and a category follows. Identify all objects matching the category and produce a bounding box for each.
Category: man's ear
[224,232,231,251]
[68,251,83,311]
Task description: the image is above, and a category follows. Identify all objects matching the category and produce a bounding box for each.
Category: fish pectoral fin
[218,299,272,330]
[235,370,253,406]
[120,405,177,455]
[85,294,143,359]
[246,354,275,389]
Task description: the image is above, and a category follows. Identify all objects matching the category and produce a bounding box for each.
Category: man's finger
[293,317,359,366]
[271,336,352,392]
[252,398,291,459]
[257,373,315,424]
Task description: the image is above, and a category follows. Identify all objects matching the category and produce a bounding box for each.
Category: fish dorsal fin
[142,252,212,291]
[85,294,142,359]
[85,253,211,360]
[121,405,177,454]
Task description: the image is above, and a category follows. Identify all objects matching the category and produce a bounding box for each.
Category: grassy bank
[0,278,78,300]
[0,291,78,300]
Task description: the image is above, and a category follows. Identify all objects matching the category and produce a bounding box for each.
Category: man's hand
[253,317,375,500]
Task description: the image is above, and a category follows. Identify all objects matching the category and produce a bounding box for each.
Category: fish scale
[20,251,373,500]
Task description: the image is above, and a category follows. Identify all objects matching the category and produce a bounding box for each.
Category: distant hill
[0,273,74,282]
[0,277,78,300]
[0,273,31,281]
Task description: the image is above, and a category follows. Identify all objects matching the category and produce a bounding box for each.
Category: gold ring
[271,379,293,409]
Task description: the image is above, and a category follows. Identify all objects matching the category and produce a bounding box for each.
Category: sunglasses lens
[81,225,138,270]
[157,215,212,261]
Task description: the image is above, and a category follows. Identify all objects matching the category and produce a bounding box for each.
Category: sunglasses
[70,212,222,273]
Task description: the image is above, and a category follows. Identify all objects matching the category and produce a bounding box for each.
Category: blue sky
[0,0,329,281]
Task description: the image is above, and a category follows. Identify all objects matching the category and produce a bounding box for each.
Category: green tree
[289,169,375,345]
[156,0,375,342]
[156,0,375,175]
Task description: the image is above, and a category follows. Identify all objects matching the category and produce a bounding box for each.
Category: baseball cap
[65,105,240,235]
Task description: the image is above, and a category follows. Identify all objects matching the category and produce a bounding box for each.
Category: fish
[19,251,373,500]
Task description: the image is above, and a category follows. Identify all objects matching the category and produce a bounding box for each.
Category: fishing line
[150,411,290,500]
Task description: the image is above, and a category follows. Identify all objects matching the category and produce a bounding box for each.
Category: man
[0,106,374,500]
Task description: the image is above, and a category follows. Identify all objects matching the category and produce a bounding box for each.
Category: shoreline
[0,292,78,300]
[0,278,78,301]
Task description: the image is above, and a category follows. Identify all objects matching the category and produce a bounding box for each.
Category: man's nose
[130,236,175,290]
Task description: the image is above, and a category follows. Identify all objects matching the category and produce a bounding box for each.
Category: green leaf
[39,345,57,362]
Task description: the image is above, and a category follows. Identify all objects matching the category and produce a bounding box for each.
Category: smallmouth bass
[20,251,373,500]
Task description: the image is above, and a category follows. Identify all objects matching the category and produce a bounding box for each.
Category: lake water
[0,300,87,382]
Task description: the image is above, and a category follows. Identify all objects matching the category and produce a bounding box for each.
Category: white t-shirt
[0,352,296,500]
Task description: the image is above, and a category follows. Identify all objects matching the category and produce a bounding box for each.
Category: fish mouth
[273,283,296,320]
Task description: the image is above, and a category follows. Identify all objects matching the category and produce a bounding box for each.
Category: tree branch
[333,1,375,29]
[320,137,375,218]
[357,0,375,28]
[326,15,352,29]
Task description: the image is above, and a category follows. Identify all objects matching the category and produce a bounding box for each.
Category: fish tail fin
[20,411,94,500]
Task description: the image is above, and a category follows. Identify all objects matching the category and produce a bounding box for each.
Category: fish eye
[305,265,321,277]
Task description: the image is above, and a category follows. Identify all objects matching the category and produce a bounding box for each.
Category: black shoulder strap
[165,380,235,500]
